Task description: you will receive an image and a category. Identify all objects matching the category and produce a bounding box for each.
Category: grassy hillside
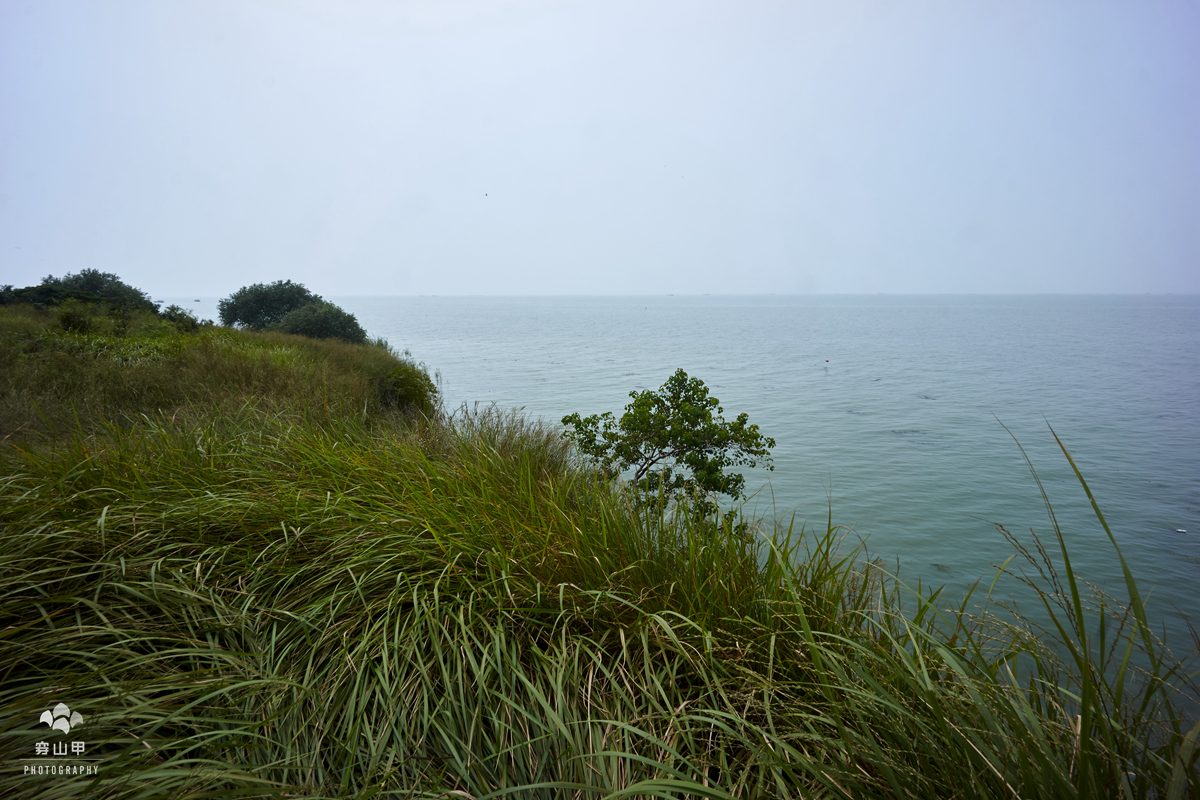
[1,303,1197,798]
[0,302,434,445]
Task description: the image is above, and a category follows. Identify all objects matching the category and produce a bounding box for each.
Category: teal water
[184,294,1200,649]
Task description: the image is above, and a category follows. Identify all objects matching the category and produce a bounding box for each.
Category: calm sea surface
[182,295,1200,648]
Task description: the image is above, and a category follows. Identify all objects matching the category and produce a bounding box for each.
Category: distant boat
[194,299,200,302]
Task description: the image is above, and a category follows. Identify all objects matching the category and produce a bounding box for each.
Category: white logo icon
[39,703,84,735]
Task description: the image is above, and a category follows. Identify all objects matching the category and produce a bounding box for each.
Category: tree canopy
[41,269,157,312]
[0,270,158,312]
[561,369,774,512]
[218,280,322,330]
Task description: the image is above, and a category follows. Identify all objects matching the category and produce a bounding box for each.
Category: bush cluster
[217,280,320,329]
[217,280,366,344]
[2,269,158,313]
[274,301,366,344]
[377,362,438,416]
[56,298,94,333]
[160,304,202,333]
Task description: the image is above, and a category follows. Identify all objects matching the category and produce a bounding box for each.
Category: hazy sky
[2,0,1198,297]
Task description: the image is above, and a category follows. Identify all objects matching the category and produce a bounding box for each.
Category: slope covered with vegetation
[0,299,433,444]
[1,299,1197,799]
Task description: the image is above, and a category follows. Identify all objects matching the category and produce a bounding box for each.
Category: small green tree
[273,301,367,344]
[562,369,775,512]
[218,280,322,330]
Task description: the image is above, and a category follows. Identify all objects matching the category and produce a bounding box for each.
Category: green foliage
[217,279,322,329]
[56,298,94,333]
[39,268,158,312]
[3,270,157,313]
[1,283,99,307]
[272,299,367,344]
[4,270,161,334]
[218,281,368,345]
[377,361,438,415]
[107,304,131,336]
[562,368,775,511]
[160,303,200,333]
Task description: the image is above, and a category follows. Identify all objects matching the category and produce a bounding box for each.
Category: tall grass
[1,401,1196,798]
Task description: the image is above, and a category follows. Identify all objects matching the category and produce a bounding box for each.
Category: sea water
[182,294,1200,649]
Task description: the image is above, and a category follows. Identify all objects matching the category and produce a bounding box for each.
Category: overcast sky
[2,0,1198,297]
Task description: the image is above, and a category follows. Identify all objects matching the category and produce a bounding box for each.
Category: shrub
[161,304,200,333]
[57,299,93,333]
[272,301,367,344]
[218,280,322,329]
[107,305,130,336]
[377,362,438,416]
